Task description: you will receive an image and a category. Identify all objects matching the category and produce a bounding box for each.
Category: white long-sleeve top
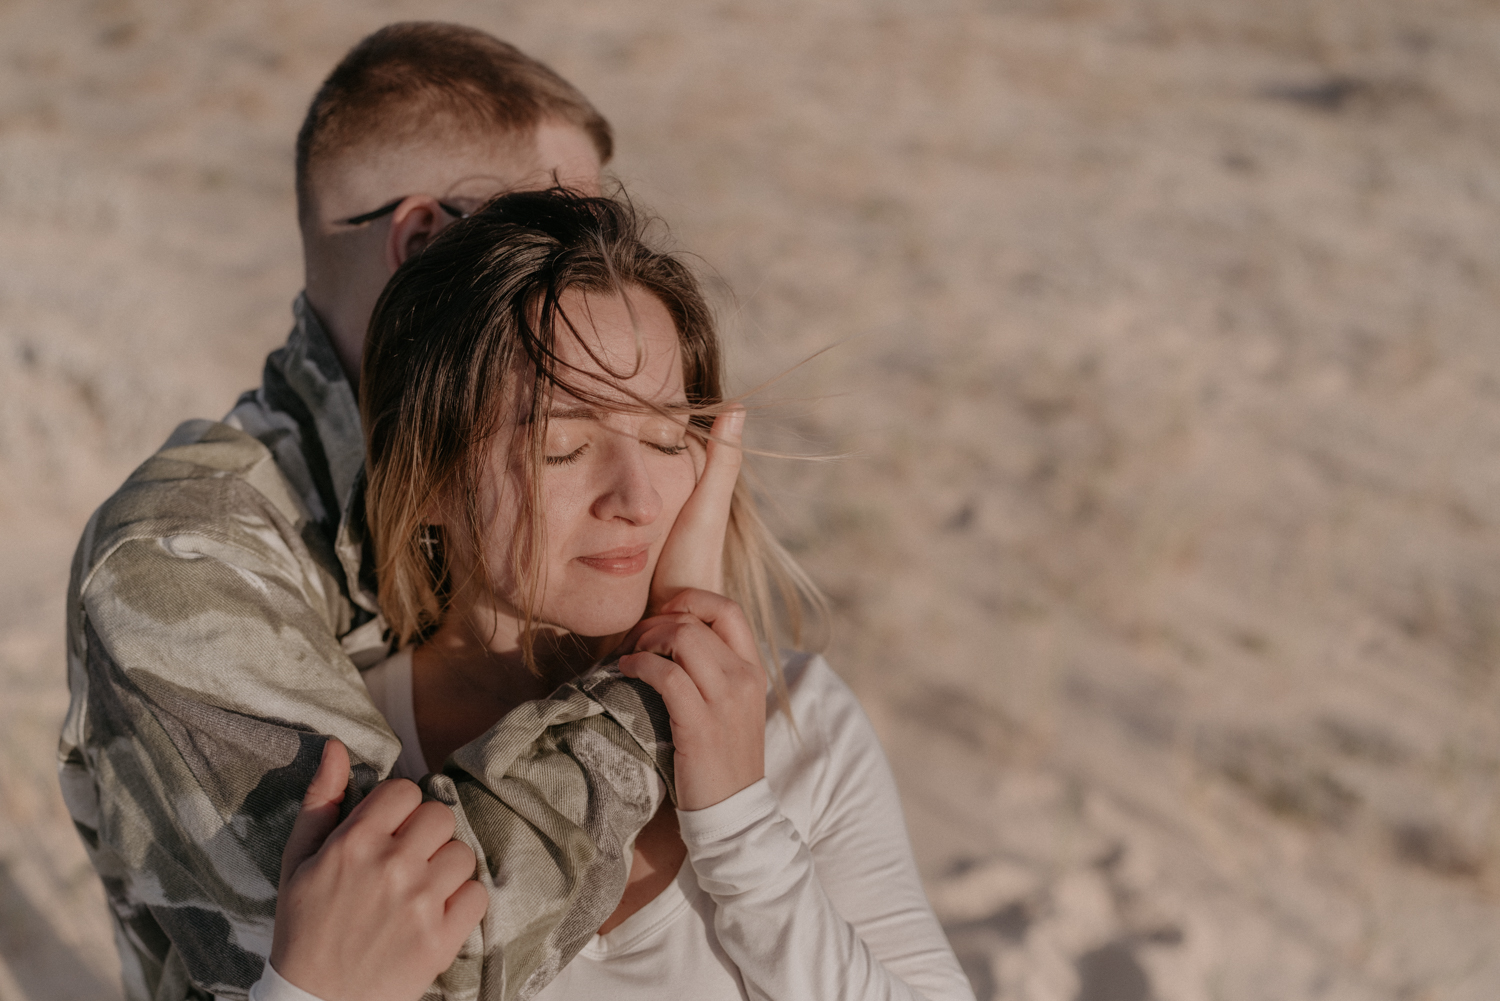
[249,651,975,1001]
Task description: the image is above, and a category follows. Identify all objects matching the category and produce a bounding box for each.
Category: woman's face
[474,286,698,639]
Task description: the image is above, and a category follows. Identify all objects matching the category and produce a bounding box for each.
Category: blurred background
[1,1,1498,999]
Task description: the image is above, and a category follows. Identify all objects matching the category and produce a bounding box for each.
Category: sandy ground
[2,1,1498,999]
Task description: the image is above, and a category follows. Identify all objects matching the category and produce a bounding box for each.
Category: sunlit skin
[273,292,766,990]
[268,78,734,997]
[412,288,699,761]
[414,288,699,935]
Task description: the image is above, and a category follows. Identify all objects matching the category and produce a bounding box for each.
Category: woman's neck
[409,599,620,770]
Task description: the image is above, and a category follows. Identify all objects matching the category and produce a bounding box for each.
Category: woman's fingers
[269,732,491,1001]
[655,588,761,667]
[279,739,350,889]
[271,765,485,1001]
[623,588,768,812]
[622,588,755,658]
[650,408,745,609]
[629,622,731,703]
[697,408,745,508]
[618,651,709,725]
[619,639,766,812]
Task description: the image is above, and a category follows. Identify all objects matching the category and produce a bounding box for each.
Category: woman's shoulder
[360,646,413,707]
[769,652,905,848]
[782,650,852,704]
[777,651,883,758]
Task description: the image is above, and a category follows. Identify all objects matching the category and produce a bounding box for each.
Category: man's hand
[270,740,488,1001]
[619,589,767,811]
[650,409,745,607]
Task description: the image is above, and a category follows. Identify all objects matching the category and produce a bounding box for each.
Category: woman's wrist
[676,777,776,844]
[676,779,807,901]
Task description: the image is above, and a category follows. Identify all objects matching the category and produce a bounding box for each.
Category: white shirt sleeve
[236,962,330,1001]
[676,670,975,1001]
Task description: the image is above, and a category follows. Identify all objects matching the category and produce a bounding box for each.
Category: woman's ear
[419,491,450,528]
[385,195,450,274]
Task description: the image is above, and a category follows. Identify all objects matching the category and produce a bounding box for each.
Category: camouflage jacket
[58,297,675,1001]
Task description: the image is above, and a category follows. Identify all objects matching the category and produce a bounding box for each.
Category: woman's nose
[590,440,662,526]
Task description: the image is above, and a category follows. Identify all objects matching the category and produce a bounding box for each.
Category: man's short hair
[295,22,613,224]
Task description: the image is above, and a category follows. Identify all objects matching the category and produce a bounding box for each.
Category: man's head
[297,22,611,382]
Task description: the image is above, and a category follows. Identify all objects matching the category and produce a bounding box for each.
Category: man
[59,24,675,1001]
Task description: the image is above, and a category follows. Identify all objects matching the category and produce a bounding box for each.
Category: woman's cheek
[539,472,593,552]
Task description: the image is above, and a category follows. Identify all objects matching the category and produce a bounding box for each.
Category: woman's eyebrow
[547,402,693,420]
[547,405,601,421]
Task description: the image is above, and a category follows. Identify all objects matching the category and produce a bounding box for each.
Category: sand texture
[1,1,1498,999]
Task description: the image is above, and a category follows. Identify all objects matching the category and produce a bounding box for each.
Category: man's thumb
[279,738,349,889]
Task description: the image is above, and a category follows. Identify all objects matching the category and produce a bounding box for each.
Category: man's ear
[385,195,449,274]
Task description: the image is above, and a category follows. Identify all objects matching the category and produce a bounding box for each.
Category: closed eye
[546,444,589,466]
[648,442,688,456]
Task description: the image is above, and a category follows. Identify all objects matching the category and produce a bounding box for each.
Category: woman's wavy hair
[361,187,822,695]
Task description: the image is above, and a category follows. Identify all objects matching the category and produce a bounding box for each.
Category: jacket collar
[275,296,382,623]
[284,294,366,518]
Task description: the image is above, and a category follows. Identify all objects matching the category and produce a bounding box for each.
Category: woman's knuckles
[663,675,712,715]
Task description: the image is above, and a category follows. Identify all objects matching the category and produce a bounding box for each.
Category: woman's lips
[574,545,650,576]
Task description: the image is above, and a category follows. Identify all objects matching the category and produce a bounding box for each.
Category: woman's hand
[619,588,766,811]
[650,409,745,608]
[270,740,488,1001]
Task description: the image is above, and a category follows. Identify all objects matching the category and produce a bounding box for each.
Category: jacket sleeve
[61,477,402,1001]
[60,455,673,1001]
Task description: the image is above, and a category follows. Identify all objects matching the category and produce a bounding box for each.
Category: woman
[259,189,974,1001]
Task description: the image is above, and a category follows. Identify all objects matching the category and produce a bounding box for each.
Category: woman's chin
[542,599,649,644]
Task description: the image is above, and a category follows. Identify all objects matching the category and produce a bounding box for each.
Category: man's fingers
[279,739,349,889]
[393,800,458,858]
[443,879,490,940]
[427,838,478,891]
[338,777,424,841]
[305,738,351,805]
